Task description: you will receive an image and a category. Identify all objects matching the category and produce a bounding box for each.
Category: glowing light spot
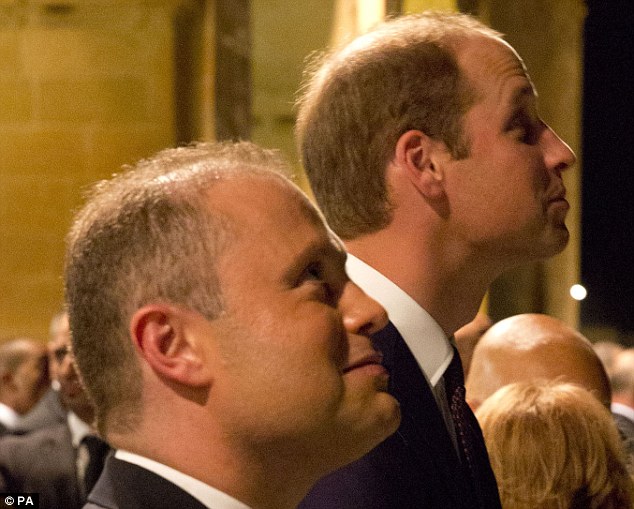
[570,284,587,301]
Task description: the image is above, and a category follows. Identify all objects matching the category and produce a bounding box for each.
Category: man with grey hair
[296,10,575,509]
[65,141,401,509]
[0,338,49,435]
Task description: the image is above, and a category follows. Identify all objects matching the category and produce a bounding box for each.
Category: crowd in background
[1,10,633,509]
[3,308,634,508]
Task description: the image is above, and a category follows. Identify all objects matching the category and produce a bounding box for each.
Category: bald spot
[466,313,611,409]
[610,349,634,401]
[613,349,634,374]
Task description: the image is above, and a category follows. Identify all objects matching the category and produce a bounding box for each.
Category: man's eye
[299,262,341,305]
[53,345,72,363]
[304,263,323,281]
[507,113,541,145]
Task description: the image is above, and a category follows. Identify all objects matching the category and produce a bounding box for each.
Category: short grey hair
[65,141,289,435]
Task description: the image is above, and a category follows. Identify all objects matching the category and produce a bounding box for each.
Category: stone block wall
[0,2,178,339]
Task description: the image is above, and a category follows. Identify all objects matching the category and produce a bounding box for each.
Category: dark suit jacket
[13,388,66,434]
[614,411,634,443]
[84,456,207,509]
[0,422,82,509]
[299,322,501,509]
[613,411,634,466]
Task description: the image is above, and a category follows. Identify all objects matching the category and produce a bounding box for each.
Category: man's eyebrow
[503,85,539,123]
[509,84,537,106]
[282,239,347,284]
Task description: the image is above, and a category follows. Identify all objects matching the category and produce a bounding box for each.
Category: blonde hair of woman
[476,380,634,508]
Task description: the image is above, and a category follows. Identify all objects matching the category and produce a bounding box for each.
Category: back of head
[476,381,634,509]
[65,141,289,436]
[610,349,634,402]
[296,11,500,239]
[0,338,48,414]
[0,338,38,376]
[593,341,625,377]
[466,313,612,408]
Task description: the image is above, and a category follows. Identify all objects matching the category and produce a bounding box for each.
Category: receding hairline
[296,12,504,121]
[65,141,299,435]
[332,14,500,75]
[0,338,44,371]
[201,171,329,245]
[69,142,295,244]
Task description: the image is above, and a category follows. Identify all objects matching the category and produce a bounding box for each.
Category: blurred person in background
[609,348,634,467]
[0,338,49,435]
[466,313,611,409]
[12,311,69,433]
[476,381,634,509]
[0,310,104,509]
[454,312,493,379]
[593,340,625,378]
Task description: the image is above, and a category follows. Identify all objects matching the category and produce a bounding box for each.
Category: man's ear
[130,304,211,388]
[1,371,15,388]
[395,130,446,199]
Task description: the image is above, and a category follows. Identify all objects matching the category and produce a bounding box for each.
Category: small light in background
[570,284,587,301]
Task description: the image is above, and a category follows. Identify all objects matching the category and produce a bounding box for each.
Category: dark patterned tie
[80,435,110,496]
[444,345,490,507]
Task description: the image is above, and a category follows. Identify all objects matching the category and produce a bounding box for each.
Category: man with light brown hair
[296,10,575,509]
[65,141,400,509]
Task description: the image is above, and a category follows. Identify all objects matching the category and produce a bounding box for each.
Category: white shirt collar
[115,450,251,509]
[0,402,19,429]
[612,402,634,423]
[67,411,93,447]
[346,254,453,386]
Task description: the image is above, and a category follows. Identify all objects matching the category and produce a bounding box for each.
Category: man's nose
[543,125,576,176]
[340,281,389,337]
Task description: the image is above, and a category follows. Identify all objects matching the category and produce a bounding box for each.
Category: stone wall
[0,1,180,339]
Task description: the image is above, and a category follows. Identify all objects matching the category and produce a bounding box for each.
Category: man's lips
[547,186,567,202]
[343,352,386,374]
[546,187,570,212]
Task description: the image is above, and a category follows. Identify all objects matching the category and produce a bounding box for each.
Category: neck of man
[612,393,634,410]
[111,414,318,509]
[346,227,502,337]
[0,393,24,416]
[74,404,95,427]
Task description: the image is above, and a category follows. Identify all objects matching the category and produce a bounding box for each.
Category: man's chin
[534,224,570,259]
[547,226,570,255]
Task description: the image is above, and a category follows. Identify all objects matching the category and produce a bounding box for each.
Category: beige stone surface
[0,1,179,340]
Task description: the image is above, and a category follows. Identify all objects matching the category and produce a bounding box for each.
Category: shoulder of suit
[0,422,69,458]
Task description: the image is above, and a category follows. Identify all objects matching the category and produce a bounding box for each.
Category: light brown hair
[296,11,500,239]
[476,381,634,509]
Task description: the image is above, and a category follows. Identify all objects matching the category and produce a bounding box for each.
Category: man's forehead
[207,174,323,225]
[49,320,71,347]
[23,349,47,365]
[458,35,534,96]
[48,334,69,350]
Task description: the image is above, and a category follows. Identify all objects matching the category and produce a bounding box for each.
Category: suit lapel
[373,322,474,506]
[89,457,208,509]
